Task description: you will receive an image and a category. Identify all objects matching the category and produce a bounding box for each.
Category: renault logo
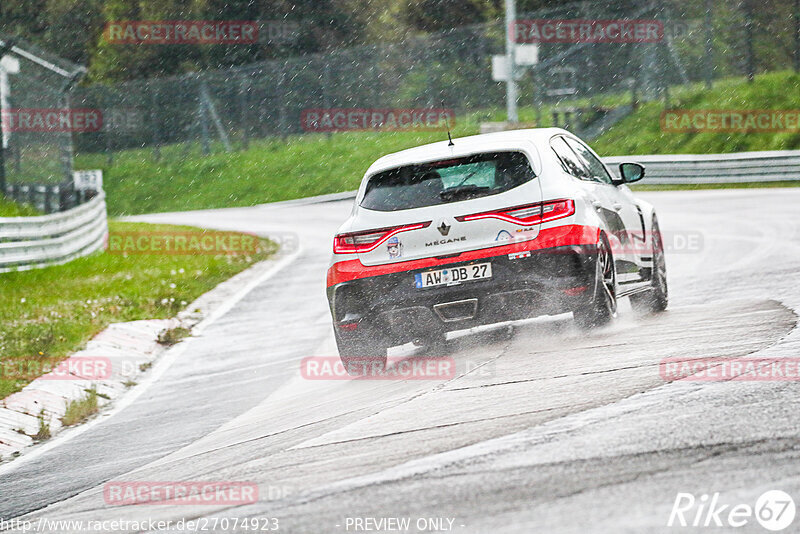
[437,222,451,236]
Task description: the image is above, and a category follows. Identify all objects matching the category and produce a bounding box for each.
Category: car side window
[550,136,591,180]
[564,137,613,185]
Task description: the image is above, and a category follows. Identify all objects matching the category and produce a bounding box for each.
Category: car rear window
[360,151,536,211]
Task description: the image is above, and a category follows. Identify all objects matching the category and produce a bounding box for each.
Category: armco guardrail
[0,192,108,273]
[602,150,800,184]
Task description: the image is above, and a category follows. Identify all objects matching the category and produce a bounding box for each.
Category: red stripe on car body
[326,224,600,287]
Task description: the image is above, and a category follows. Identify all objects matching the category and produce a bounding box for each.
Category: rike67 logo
[668,490,796,531]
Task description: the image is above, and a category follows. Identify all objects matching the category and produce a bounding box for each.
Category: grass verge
[0,220,275,400]
[157,326,191,346]
[73,71,800,216]
[61,388,99,427]
[0,198,41,217]
[592,71,800,156]
[76,130,484,216]
[35,410,51,441]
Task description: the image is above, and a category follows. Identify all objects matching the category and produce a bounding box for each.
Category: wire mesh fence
[70,0,800,161]
[72,23,506,157]
[0,35,88,212]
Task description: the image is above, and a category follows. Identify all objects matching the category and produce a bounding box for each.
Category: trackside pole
[505,0,518,124]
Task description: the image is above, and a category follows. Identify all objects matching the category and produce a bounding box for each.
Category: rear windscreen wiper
[439,184,491,201]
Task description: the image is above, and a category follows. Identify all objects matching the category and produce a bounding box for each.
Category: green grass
[35,410,51,441]
[70,70,800,216]
[0,198,41,217]
[76,129,484,216]
[592,71,800,156]
[61,388,99,427]
[0,220,275,399]
[157,326,191,346]
[73,96,638,217]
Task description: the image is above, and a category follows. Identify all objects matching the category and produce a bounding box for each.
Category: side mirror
[618,162,645,184]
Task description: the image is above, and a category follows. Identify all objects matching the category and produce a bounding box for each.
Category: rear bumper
[327,229,601,344]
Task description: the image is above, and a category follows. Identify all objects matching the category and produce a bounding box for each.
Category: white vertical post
[505,0,518,124]
[0,55,20,149]
[0,66,9,149]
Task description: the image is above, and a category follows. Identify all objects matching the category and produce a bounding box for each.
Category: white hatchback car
[327,128,667,367]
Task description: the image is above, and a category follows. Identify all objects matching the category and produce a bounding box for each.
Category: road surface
[1,188,799,533]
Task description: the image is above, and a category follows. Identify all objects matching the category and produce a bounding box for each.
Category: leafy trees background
[0,0,797,83]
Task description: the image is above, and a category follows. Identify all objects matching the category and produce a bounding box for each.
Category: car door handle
[613,203,623,211]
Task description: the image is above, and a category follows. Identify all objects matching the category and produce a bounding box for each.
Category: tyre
[574,236,617,329]
[334,326,388,376]
[630,217,668,314]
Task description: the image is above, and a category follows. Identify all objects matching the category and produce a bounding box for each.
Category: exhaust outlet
[433,299,478,322]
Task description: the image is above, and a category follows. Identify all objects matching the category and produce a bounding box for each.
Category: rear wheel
[334,326,388,376]
[574,236,617,329]
[630,217,668,313]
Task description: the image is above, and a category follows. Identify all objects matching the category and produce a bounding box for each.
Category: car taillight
[455,199,575,225]
[333,222,431,254]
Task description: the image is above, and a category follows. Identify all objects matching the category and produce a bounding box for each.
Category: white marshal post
[0,55,21,150]
[505,0,518,124]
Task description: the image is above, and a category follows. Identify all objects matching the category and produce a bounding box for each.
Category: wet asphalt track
[1,188,799,533]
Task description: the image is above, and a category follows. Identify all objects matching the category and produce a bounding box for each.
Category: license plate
[415,263,492,288]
